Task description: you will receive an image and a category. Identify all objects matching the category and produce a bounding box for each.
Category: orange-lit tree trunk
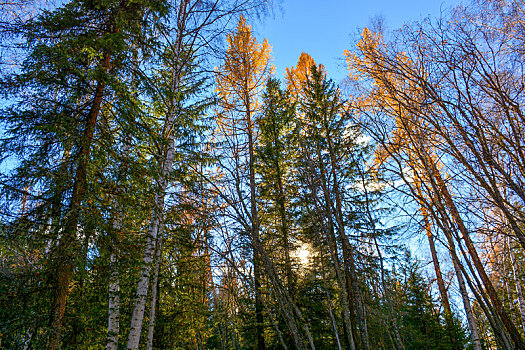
[413,179,460,347]
[434,207,483,349]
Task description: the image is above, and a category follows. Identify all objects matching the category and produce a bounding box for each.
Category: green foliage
[0,0,167,347]
[393,254,468,350]
[0,4,499,349]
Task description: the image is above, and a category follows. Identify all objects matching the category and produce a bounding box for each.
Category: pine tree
[294,63,368,349]
[0,1,164,347]
[393,255,467,350]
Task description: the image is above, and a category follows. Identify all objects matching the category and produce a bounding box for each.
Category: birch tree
[126,2,271,348]
[345,10,525,346]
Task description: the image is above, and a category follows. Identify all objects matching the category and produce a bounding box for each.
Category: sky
[253,0,462,264]
[255,0,461,83]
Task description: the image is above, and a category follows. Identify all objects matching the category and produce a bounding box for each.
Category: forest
[0,0,524,349]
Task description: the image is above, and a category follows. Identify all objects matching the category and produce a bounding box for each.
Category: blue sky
[255,0,461,83]
[253,0,462,264]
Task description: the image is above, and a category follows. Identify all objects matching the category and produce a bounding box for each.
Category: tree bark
[48,51,111,350]
[107,251,120,350]
[146,237,163,350]
[252,236,315,349]
[442,221,482,350]
[508,237,525,333]
[414,180,459,348]
[126,3,186,345]
[106,135,132,350]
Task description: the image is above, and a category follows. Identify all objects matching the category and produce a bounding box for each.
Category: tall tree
[125,2,272,348]
[0,1,163,347]
[290,59,372,350]
[256,78,297,297]
[215,15,273,350]
[345,12,525,347]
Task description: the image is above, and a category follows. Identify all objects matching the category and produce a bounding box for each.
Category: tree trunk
[126,3,187,347]
[312,147,356,350]
[260,291,289,350]
[372,233,404,350]
[445,226,482,350]
[296,124,349,349]
[127,196,165,349]
[254,249,266,350]
[323,115,369,350]
[416,144,525,348]
[430,160,525,348]
[416,185,459,348]
[107,251,120,350]
[326,292,342,350]
[252,236,314,349]
[48,51,111,350]
[146,238,163,350]
[356,158,404,350]
[508,237,525,333]
[421,206,451,316]
[296,127,355,349]
[107,136,132,350]
[428,194,502,349]
[245,95,266,350]
[275,159,294,296]
[319,252,342,350]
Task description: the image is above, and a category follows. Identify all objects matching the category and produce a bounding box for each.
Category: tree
[0,1,163,347]
[256,78,297,298]
[345,6,525,346]
[394,255,467,350]
[3,1,524,349]
[291,59,372,350]
[215,15,273,350]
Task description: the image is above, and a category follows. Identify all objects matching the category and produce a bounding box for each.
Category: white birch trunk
[107,139,131,350]
[126,165,172,349]
[509,238,525,333]
[126,5,186,346]
[127,41,181,349]
[107,251,120,350]
[146,238,163,350]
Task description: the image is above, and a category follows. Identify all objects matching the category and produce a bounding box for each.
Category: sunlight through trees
[1,0,524,349]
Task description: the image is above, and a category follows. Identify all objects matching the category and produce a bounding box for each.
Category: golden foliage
[215,15,274,116]
[285,52,325,100]
[345,28,439,173]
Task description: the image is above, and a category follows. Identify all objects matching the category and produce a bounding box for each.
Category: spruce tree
[256,78,297,297]
[0,1,166,347]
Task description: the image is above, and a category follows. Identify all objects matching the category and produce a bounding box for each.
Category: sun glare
[294,243,311,267]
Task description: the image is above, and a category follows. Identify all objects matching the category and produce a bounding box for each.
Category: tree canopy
[1,1,525,349]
